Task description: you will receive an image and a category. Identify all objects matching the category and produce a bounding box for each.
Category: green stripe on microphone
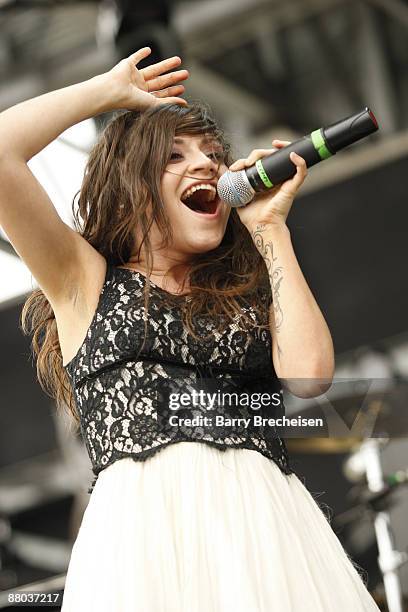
[255,159,274,188]
[311,129,332,160]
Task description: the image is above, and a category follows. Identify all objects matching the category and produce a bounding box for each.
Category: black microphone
[217,107,379,207]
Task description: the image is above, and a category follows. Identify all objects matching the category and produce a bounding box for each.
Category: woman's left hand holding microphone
[230,141,308,232]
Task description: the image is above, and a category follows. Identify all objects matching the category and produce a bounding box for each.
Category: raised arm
[230,140,335,398]
[0,47,188,307]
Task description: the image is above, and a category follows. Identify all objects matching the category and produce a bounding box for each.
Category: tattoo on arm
[251,224,284,355]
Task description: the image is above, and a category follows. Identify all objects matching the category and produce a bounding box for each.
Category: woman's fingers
[282,152,308,194]
[125,48,189,91]
[154,96,188,107]
[141,55,183,79]
[290,152,307,179]
[229,140,297,172]
[228,147,308,195]
[228,158,245,171]
[126,47,152,65]
[152,85,185,99]
[272,139,291,147]
[229,149,276,171]
[146,69,189,93]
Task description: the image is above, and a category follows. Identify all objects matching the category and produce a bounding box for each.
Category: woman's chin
[183,234,223,254]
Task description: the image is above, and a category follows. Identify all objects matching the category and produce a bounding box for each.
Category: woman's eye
[169,150,224,162]
[207,151,224,161]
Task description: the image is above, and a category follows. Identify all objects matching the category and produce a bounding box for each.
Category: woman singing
[0,47,380,611]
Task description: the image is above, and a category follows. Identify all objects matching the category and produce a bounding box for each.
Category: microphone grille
[217,170,255,207]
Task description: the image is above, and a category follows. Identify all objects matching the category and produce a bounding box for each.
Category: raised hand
[107,47,189,111]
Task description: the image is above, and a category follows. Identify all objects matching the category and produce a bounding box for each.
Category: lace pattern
[64,263,294,493]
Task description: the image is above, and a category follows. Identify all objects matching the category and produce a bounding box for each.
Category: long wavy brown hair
[21,102,271,430]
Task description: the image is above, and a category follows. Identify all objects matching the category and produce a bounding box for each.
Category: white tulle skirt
[61,441,380,611]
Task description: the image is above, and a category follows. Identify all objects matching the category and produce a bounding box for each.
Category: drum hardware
[354,439,408,612]
[334,466,408,526]
[287,386,408,612]
[318,435,408,612]
[286,383,408,441]
[286,437,362,454]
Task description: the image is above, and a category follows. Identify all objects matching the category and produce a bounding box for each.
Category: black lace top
[63,262,294,493]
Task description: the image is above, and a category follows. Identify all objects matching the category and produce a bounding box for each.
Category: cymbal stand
[359,438,408,612]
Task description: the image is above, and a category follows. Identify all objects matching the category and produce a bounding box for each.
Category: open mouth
[180,183,219,216]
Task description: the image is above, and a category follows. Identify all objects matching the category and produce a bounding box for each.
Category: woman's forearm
[0,74,113,162]
[251,222,335,381]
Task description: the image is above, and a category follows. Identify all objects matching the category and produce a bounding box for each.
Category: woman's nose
[188,152,217,174]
